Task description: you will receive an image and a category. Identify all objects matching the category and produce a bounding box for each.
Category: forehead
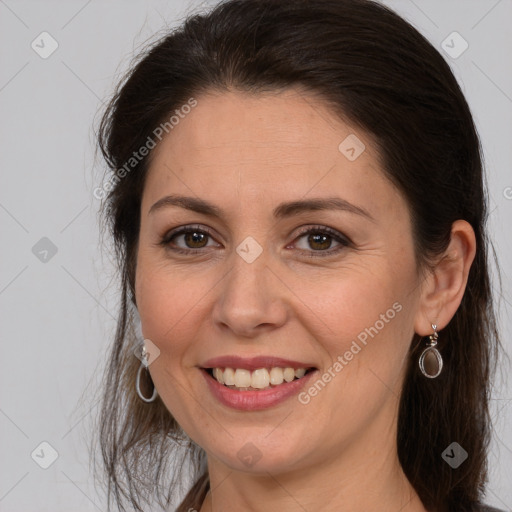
[142,88,395,217]
[150,87,370,163]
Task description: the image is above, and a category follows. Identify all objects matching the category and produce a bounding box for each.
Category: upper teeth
[212,367,307,389]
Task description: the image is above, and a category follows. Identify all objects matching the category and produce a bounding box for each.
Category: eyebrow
[148,194,375,222]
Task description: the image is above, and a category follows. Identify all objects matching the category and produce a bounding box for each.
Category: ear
[414,220,476,336]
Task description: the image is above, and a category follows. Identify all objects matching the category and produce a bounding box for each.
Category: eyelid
[290,225,351,257]
[160,223,352,257]
[160,224,220,247]
[292,224,352,246]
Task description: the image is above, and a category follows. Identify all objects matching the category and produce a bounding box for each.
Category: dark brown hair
[92,1,505,511]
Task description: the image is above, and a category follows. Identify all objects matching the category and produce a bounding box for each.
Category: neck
[198,407,430,512]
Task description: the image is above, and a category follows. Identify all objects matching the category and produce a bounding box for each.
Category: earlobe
[413,220,476,336]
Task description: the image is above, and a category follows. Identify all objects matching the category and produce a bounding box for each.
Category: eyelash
[159,224,351,258]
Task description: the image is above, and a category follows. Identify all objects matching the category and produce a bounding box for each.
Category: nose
[211,247,289,338]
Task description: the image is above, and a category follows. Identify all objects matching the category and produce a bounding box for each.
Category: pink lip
[200,368,318,411]
[200,355,317,371]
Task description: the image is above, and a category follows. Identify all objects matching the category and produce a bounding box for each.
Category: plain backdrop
[1,0,511,511]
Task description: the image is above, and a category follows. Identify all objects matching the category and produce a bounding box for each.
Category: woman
[92,0,506,511]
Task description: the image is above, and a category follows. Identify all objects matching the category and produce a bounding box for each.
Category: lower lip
[200,368,318,411]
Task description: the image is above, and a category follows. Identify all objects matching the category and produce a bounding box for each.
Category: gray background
[0,0,511,511]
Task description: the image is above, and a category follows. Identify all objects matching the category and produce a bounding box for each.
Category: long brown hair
[92,1,505,511]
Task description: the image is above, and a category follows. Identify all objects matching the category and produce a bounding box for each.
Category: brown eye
[180,231,209,249]
[160,226,219,253]
[293,226,351,258]
[306,233,333,251]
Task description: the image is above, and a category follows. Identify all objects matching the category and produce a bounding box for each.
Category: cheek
[137,269,192,340]
[135,249,179,340]
[134,250,217,359]
[302,261,416,386]
[134,256,211,419]
[299,266,401,336]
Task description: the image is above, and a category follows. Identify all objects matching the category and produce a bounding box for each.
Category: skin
[134,87,476,512]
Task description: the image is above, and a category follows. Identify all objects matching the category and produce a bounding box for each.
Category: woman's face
[135,88,426,475]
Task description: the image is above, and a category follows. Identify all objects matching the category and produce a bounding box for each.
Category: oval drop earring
[135,343,158,403]
[418,323,443,379]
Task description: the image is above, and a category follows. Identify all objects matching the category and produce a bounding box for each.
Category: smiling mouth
[204,366,317,391]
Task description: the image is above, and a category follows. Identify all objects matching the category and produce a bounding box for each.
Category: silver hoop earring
[135,344,158,403]
[418,324,443,379]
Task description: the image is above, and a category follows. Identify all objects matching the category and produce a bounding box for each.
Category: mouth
[202,366,317,391]
[200,365,320,411]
